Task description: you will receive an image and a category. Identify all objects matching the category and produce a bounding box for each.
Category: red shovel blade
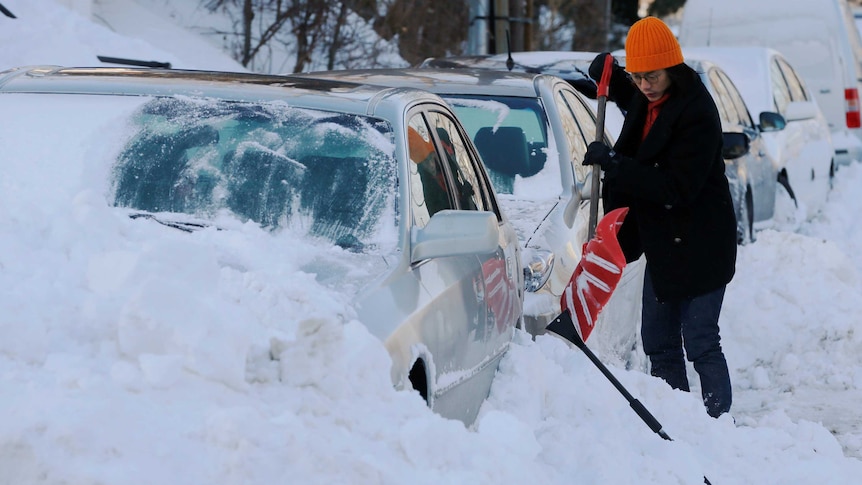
[560,207,629,342]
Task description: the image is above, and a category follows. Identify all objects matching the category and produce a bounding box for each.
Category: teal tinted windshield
[443,95,554,196]
[112,97,397,251]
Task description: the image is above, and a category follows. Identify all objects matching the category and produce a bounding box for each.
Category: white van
[679,0,862,166]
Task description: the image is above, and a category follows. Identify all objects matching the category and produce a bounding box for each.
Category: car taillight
[845,88,861,128]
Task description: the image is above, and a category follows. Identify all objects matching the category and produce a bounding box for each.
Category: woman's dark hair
[665,63,700,93]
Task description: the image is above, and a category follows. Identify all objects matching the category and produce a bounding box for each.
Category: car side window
[407,113,454,228]
[558,89,595,185]
[553,89,589,180]
[425,111,488,213]
[707,69,736,127]
[776,57,808,102]
[714,69,755,129]
[769,58,792,114]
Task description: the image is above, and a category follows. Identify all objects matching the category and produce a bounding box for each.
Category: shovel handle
[588,54,615,239]
[597,54,613,98]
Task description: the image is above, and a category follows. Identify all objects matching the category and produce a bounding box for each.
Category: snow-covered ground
[1,1,862,484]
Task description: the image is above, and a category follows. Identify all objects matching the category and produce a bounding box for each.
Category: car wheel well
[736,185,755,245]
[776,168,797,207]
[408,359,429,404]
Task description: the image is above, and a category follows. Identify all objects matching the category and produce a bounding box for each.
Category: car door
[718,67,778,222]
[405,108,518,420]
[708,67,776,223]
[772,55,833,214]
[556,85,646,363]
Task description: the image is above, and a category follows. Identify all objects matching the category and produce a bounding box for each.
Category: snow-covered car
[0,65,523,425]
[681,46,834,221]
[422,51,773,243]
[682,56,782,241]
[292,67,645,366]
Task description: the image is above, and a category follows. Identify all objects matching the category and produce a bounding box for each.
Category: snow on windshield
[3,95,397,255]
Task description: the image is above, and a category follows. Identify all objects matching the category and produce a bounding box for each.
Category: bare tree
[373,0,469,66]
[203,0,334,72]
[202,0,409,72]
[571,0,609,51]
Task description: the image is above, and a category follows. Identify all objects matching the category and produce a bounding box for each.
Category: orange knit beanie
[625,17,684,72]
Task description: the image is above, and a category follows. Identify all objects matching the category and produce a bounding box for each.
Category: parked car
[419,51,627,133]
[292,67,645,366]
[680,0,862,167]
[420,52,769,243]
[601,52,780,243]
[681,46,835,220]
[0,65,524,426]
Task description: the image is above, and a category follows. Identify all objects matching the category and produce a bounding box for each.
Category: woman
[583,16,737,418]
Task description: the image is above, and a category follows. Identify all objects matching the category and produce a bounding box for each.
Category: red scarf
[642,93,670,141]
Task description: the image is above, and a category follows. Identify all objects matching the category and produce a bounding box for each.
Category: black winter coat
[601,63,737,301]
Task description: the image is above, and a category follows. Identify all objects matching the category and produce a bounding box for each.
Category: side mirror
[759,111,787,132]
[722,132,750,160]
[411,210,500,262]
[783,100,818,122]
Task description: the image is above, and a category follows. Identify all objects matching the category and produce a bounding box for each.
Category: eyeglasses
[629,71,663,85]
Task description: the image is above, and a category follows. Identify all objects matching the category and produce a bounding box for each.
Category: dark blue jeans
[641,269,732,418]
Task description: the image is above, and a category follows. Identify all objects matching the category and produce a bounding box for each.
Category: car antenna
[0,2,16,18]
[505,30,514,71]
[97,56,172,69]
[707,8,713,46]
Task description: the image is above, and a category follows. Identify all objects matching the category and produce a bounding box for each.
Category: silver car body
[432,51,780,242]
[0,66,523,425]
[292,68,645,366]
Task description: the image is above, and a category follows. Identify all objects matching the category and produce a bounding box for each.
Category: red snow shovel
[557,52,619,345]
[546,211,713,485]
[560,206,629,342]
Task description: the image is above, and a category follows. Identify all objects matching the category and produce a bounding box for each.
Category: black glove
[589,52,619,83]
[583,141,620,177]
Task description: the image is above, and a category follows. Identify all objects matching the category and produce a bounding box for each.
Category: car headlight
[522,248,555,293]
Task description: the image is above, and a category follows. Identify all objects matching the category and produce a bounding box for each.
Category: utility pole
[467,0,490,55]
[604,0,612,51]
[492,0,509,54]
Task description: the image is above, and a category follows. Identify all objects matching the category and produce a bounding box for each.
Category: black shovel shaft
[547,311,670,439]
[587,95,607,240]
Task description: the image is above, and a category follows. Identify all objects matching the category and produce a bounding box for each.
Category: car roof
[419,53,599,98]
[292,67,556,98]
[681,47,778,116]
[0,65,448,118]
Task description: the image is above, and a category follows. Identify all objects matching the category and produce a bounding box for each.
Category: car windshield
[1,92,399,253]
[442,95,560,200]
[109,97,398,252]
